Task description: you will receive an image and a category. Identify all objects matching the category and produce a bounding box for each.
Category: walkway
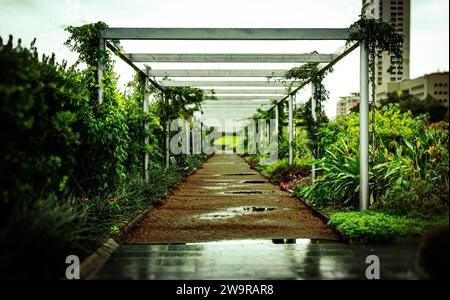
[125,154,339,243]
[89,154,421,280]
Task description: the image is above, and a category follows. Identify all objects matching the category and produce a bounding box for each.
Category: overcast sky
[1,0,448,118]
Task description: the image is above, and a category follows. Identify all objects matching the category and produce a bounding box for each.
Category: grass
[214,134,241,150]
[328,210,449,243]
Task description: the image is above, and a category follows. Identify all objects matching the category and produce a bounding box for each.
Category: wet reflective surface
[90,239,420,280]
[242,180,267,184]
[196,206,287,220]
[124,154,340,245]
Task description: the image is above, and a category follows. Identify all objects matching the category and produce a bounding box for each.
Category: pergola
[97,27,369,210]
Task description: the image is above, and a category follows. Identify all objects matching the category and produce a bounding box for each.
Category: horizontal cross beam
[161,80,300,87]
[205,95,280,100]
[203,88,287,95]
[147,69,288,77]
[99,28,351,40]
[202,104,271,108]
[127,53,334,63]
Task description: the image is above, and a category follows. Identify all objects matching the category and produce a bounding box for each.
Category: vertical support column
[143,77,150,179]
[360,40,369,211]
[274,104,279,137]
[288,94,294,166]
[97,38,105,104]
[185,120,191,154]
[311,83,317,181]
[165,95,170,168]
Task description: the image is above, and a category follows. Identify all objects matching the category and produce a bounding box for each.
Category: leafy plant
[328,210,448,243]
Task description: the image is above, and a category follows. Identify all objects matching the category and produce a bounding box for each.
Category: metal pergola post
[275,104,279,137]
[359,40,369,211]
[143,77,150,179]
[311,83,317,181]
[184,120,190,154]
[97,38,105,104]
[165,95,170,168]
[288,94,294,166]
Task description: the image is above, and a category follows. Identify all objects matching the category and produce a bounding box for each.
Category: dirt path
[125,154,339,243]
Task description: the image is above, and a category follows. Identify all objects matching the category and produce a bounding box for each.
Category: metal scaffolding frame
[97,27,369,210]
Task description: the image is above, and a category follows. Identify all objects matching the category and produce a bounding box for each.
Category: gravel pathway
[125,154,339,243]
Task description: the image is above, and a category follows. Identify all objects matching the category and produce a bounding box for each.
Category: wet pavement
[124,154,339,243]
[90,154,422,280]
[89,240,420,280]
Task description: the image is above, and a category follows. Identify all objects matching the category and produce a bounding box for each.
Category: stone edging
[80,238,119,279]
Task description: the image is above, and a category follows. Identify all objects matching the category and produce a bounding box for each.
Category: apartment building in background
[336,93,360,117]
[363,0,411,94]
[336,72,449,117]
[376,72,449,106]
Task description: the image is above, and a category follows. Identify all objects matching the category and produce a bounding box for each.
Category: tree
[379,92,448,122]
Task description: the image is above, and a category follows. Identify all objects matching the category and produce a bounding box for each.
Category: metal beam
[147,69,289,77]
[105,42,166,93]
[202,106,271,110]
[203,89,287,95]
[161,80,300,87]
[127,53,335,63]
[202,102,271,109]
[268,42,360,110]
[205,95,280,100]
[100,28,351,40]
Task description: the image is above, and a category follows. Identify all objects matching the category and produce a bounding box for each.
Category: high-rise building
[363,0,411,93]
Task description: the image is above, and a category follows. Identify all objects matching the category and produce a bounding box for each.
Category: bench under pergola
[96,27,370,210]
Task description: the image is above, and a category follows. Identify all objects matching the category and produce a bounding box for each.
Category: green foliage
[0,24,208,279]
[317,104,424,153]
[328,210,448,243]
[372,122,449,214]
[285,63,332,158]
[294,99,329,157]
[348,15,404,106]
[379,92,448,122]
[0,35,88,207]
[298,106,449,215]
[296,141,360,207]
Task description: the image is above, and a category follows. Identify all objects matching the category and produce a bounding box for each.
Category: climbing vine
[348,14,404,159]
[348,14,404,86]
[284,63,332,158]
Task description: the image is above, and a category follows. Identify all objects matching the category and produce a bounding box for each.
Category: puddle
[202,182,266,189]
[196,206,287,220]
[202,186,228,190]
[241,180,266,184]
[272,239,297,244]
[215,173,257,176]
[185,239,340,245]
[223,191,263,195]
[207,162,242,165]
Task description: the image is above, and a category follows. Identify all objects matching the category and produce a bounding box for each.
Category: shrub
[296,141,360,207]
[328,210,449,243]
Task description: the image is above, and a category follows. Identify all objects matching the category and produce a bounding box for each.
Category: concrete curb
[80,238,119,280]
